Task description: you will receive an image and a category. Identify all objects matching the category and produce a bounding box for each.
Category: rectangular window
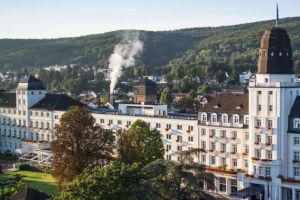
[294,137,300,145]
[294,151,300,161]
[258,105,262,111]
[201,114,207,122]
[109,120,113,125]
[294,167,300,176]
[255,149,261,158]
[245,132,249,140]
[231,179,238,193]
[188,136,193,142]
[176,135,182,143]
[177,146,182,151]
[211,142,215,150]
[156,123,161,129]
[221,143,226,152]
[256,119,261,127]
[219,177,226,192]
[269,105,273,112]
[267,136,272,144]
[220,130,226,138]
[211,156,216,165]
[201,141,206,149]
[166,144,171,150]
[232,159,237,167]
[267,120,273,128]
[166,124,171,129]
[232,145,237,153]
[259,166,263,175]
[201,155,206,163]
[221,157,226,165]
[166,155,171,160]
[267,150,272,159]
[177,125,182,130]
[166,134,171,140]
[117,120,122,125]
[265,167,271,176]
[201,129,206,136]
[100,119,104,123]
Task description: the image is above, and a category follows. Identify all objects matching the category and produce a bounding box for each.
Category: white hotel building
[1,25,300,199]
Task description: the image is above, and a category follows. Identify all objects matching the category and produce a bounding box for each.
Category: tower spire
[276,3,279,27]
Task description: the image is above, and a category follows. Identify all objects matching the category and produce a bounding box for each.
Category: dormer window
[233,115,239,124]
[294,118,300,129]
[236,104,243,109]
[212,114,217,123]
[222,114,228,124]
[265,78,268,83]
[201,113,207,122]
[213,103,220,109]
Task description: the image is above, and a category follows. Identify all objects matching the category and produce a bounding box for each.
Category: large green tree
[55,161,141,200]
[52,106,115,188]
[118,120,164,166]
[159,87,173,107]
[141,149,215,200]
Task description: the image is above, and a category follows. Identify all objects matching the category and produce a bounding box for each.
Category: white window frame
[233,114,239,124]
[294,118,300,129]
[222,114,228,124]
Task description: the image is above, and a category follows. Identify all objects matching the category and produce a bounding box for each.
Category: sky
[0,0,299,39]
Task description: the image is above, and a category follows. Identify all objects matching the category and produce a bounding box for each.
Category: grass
[0,170,59,196]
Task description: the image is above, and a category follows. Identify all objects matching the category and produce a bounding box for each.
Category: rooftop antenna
[276,3,279,27]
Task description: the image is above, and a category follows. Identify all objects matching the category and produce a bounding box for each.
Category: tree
[55,161,142,200]
[159,87,173,107]
[118,120,164,166]
[140,149,215,200]
[52,106,115,188]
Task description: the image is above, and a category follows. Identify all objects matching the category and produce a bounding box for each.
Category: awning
[230,185,264,199]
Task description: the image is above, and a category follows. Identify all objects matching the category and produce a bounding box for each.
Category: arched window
[294,118,300,129]
[233,115,239,124]
[222,114,228,124]
[212,113,217,123]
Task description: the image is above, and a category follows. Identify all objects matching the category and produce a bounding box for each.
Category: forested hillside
[0,17,300,79]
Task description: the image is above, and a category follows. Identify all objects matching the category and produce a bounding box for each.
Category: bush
[0,150,18,162]
[18,164,41,172]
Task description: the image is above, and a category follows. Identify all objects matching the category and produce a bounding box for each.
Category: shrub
[18,164,41,172]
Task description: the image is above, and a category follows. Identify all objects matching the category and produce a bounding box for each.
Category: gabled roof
[10,186,50,200]
[0,92,16,107]
[290,96,300,118]
[199,93,248,114]
[30,94,84,111]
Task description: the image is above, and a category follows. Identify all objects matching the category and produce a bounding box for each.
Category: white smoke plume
[109,31,143,94]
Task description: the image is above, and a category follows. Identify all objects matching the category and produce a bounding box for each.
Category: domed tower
[257,27,293,74]
[246,7,300,199]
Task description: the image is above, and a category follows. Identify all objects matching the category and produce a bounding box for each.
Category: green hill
[0,17,300,76]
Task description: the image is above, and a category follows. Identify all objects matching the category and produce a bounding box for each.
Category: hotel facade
[0,25,300,199]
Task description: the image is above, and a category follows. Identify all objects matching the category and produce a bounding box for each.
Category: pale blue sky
[0,0,299,39]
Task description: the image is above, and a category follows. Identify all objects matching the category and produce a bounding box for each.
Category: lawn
[0,170,59,196]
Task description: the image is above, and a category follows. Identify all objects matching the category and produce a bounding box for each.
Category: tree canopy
[118,120,164,166]
[52,106,115,188]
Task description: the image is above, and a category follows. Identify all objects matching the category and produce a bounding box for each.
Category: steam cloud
[109,31,143,94]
